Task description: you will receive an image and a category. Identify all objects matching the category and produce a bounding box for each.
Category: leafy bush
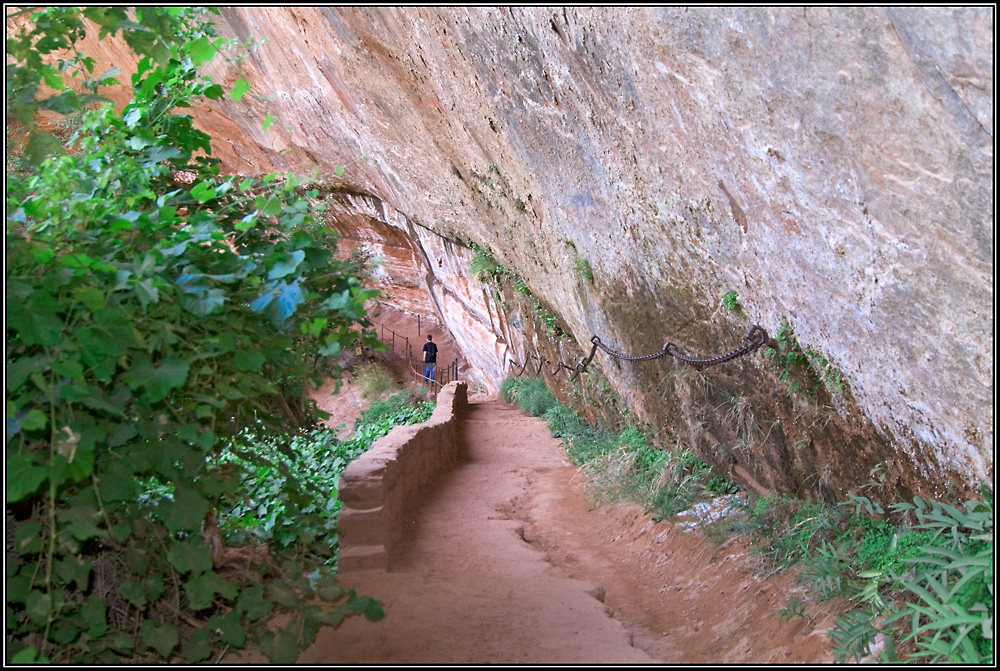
[767,319,847,399]
[573,255,594,281]
[469,245,509,284]
[352,391,434,440]
[217,428,354,553]
[734,494,843,568]
[837,494,994,664]
[499,376,524,404]
[6,8,383,664]
[217,394,433,562]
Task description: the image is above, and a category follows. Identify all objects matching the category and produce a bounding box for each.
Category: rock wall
[338,381,468,572]
[66,7,993,500]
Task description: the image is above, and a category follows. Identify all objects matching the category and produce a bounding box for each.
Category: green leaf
[122,357,189,402]
[6,453,48,503]
[229,78,250,101]
[184,570,238,610]
[119,580,147,609]
[14,520,43,554]
[318,341,342,358]
[179,286,227,317]
[208,610,246,647]
[166,540,213,576]
[124,106,142,128]
[191,180,217,203]
[268,581,300,608]
[187,36,218,66]
[142,619,179,659]
[236,584,273,622]
[158,487,211,534]
[81,595,109,637]
[20,408,48,432]
[268,250,305,279]
[260,624,300,664]
[10,648,51,664]
[182,628,213,663]
[57,503,104,541]
[55,557,92,590]
[260,195,283,217]
[262,113,274,130]
[234,349,267,372]
[7,301,64,346]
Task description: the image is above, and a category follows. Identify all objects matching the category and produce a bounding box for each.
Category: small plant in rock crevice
[573,255,594,282]
[721,290,742,313]
[468,241,566,338]
[768,319,848,401]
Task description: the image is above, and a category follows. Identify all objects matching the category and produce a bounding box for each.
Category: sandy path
[291,400,841,664]
[300,401,654,664]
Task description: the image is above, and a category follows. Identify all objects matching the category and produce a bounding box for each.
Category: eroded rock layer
[69,7,994,501]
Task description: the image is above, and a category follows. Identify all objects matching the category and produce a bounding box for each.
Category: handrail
[371,319,460,395]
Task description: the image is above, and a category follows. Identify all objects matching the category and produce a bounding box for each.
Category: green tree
[6,7,382,663]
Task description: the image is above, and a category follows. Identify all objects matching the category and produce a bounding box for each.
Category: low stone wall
[337,381,468,572]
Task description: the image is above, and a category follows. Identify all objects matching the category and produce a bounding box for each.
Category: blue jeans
[422,363,436,382]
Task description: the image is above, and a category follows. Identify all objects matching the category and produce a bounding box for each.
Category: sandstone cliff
[57,7,996,502]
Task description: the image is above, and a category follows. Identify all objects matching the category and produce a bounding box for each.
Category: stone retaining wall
[337,381,468,572]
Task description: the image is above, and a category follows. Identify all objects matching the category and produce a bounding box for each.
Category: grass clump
[573,255,594,281]
[500,376,558,417]
[353,390,434,438]
[353,362,400,401]
[500,375,734,523]
[470,245,508,283]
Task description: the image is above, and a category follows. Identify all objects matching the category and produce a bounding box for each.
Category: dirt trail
[289,400,842,664]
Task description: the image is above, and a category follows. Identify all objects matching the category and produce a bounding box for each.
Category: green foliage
[352,391,434,440]
[648,449,714,521]
[501,376,558,417]
[469,245,509,284]
[772,596,807,623]
[767,319,847,399]
[5,8,383,664]
[753,490,995,665]
[573,255,594,282]
[217,428,351,554]
[530,297,563,337]
[501,376,734,522]
[721,290,741,313]
[734,494,843,568]
[217,393,433,560]
[467,242,564,337]
[798,540,851,600]
[705,475,738,496]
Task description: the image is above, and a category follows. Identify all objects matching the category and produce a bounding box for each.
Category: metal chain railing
[370,320,461,393]
[508,324,779,379]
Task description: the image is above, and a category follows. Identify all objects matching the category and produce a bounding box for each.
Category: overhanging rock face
[72,7,993,500]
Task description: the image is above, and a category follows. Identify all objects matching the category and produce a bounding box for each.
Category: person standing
[422,334,438,383]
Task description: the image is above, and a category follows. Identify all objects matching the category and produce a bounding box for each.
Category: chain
[508,324,776,379]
